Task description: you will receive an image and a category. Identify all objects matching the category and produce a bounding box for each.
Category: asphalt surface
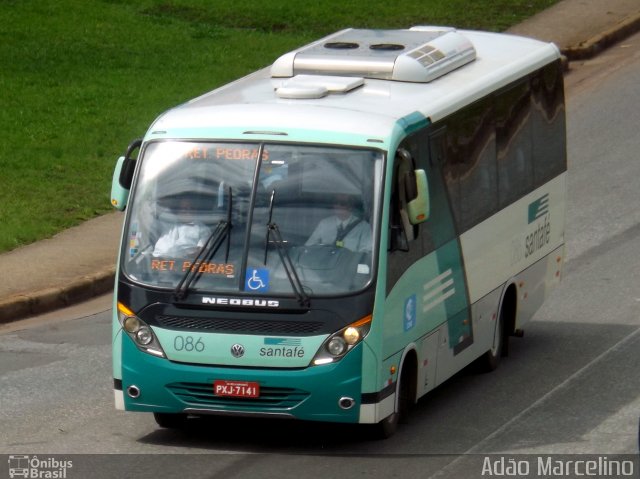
[1,0,639,323]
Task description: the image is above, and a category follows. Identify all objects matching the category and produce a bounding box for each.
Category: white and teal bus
[111,26,566,437]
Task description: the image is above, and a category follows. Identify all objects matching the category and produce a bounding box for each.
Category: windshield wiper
[264,190,310,308]
[174,187,233,300]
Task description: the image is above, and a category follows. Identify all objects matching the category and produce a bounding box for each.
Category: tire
[372,358,415,439]
[477,302,505,373]
[375,410,400,439]
[153,412,189,429]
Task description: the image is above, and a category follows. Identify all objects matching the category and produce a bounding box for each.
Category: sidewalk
[0,212,124,322]
[508,0,640,60]
[1,0,639,323]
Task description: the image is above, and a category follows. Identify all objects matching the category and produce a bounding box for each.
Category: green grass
[0,0,558,252]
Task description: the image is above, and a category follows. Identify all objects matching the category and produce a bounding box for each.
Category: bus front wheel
[373,355,415,439]
[153,412,189,429]
[375,410,400,439]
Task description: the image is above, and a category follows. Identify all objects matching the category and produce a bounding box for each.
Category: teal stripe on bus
[398,112,430,136]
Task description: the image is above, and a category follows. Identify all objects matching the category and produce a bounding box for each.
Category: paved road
[1,33,639,478]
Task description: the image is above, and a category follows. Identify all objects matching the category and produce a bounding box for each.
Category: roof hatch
[271,27,477,83]
[276,75,364,99]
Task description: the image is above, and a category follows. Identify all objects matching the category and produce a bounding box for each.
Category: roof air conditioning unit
[271,27,476,83]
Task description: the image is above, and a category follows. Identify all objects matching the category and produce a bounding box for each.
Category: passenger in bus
[152,197,212,257]
[306,194,372,252]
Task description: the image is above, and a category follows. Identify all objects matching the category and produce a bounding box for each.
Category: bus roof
[148,28,560,143]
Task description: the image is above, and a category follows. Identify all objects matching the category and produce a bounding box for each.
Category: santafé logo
[527,193,549,224]
[525,193,551,258]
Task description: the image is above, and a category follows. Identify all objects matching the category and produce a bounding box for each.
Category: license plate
[213,380,260,398]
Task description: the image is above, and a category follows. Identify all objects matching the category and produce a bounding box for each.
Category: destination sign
[181,146,270,162]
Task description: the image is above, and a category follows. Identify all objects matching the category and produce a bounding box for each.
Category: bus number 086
[174,335,205,352]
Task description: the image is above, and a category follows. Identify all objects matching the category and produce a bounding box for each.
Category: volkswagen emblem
[230,343,245,358]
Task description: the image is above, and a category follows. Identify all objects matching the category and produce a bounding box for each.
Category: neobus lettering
[202,297,280,308]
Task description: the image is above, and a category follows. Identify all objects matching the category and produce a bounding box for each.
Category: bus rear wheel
[477,307,505,372]
[478,286,515,372]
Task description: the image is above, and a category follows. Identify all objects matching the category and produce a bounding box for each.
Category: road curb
[562,11,640,60]
[0,268,115,324]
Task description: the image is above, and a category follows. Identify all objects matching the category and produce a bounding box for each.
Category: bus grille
[167,382,309,410]
[155,315,323,335]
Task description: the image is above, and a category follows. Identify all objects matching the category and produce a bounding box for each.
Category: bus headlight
[123,316,140,333]
[117,302,166,358]
[135,327,154,345]
[327,337,347,356]
[312,315,372,366]
[343,327,360,345]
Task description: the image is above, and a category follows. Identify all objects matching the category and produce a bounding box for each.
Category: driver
[306,194,372,252]
[153,197,211,257]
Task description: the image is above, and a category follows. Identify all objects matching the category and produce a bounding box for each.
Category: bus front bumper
[115,335,364,424]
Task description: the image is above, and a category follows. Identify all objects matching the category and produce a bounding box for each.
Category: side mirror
[110,139,141,211]
[111,156,129,211]
[406,169,430,224]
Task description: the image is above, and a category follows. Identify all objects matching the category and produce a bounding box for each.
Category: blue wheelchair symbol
[404,294,416,332]
[246,268,269,292]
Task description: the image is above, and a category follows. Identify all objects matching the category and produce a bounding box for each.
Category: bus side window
[531,60,567,184]
[443,97,498,233]
[424,128,456,254]
[387,139,427,293]
[389,148,421,252]
[496,80,533,208]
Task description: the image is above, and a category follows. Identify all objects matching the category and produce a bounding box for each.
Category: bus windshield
[123,141,384,297]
